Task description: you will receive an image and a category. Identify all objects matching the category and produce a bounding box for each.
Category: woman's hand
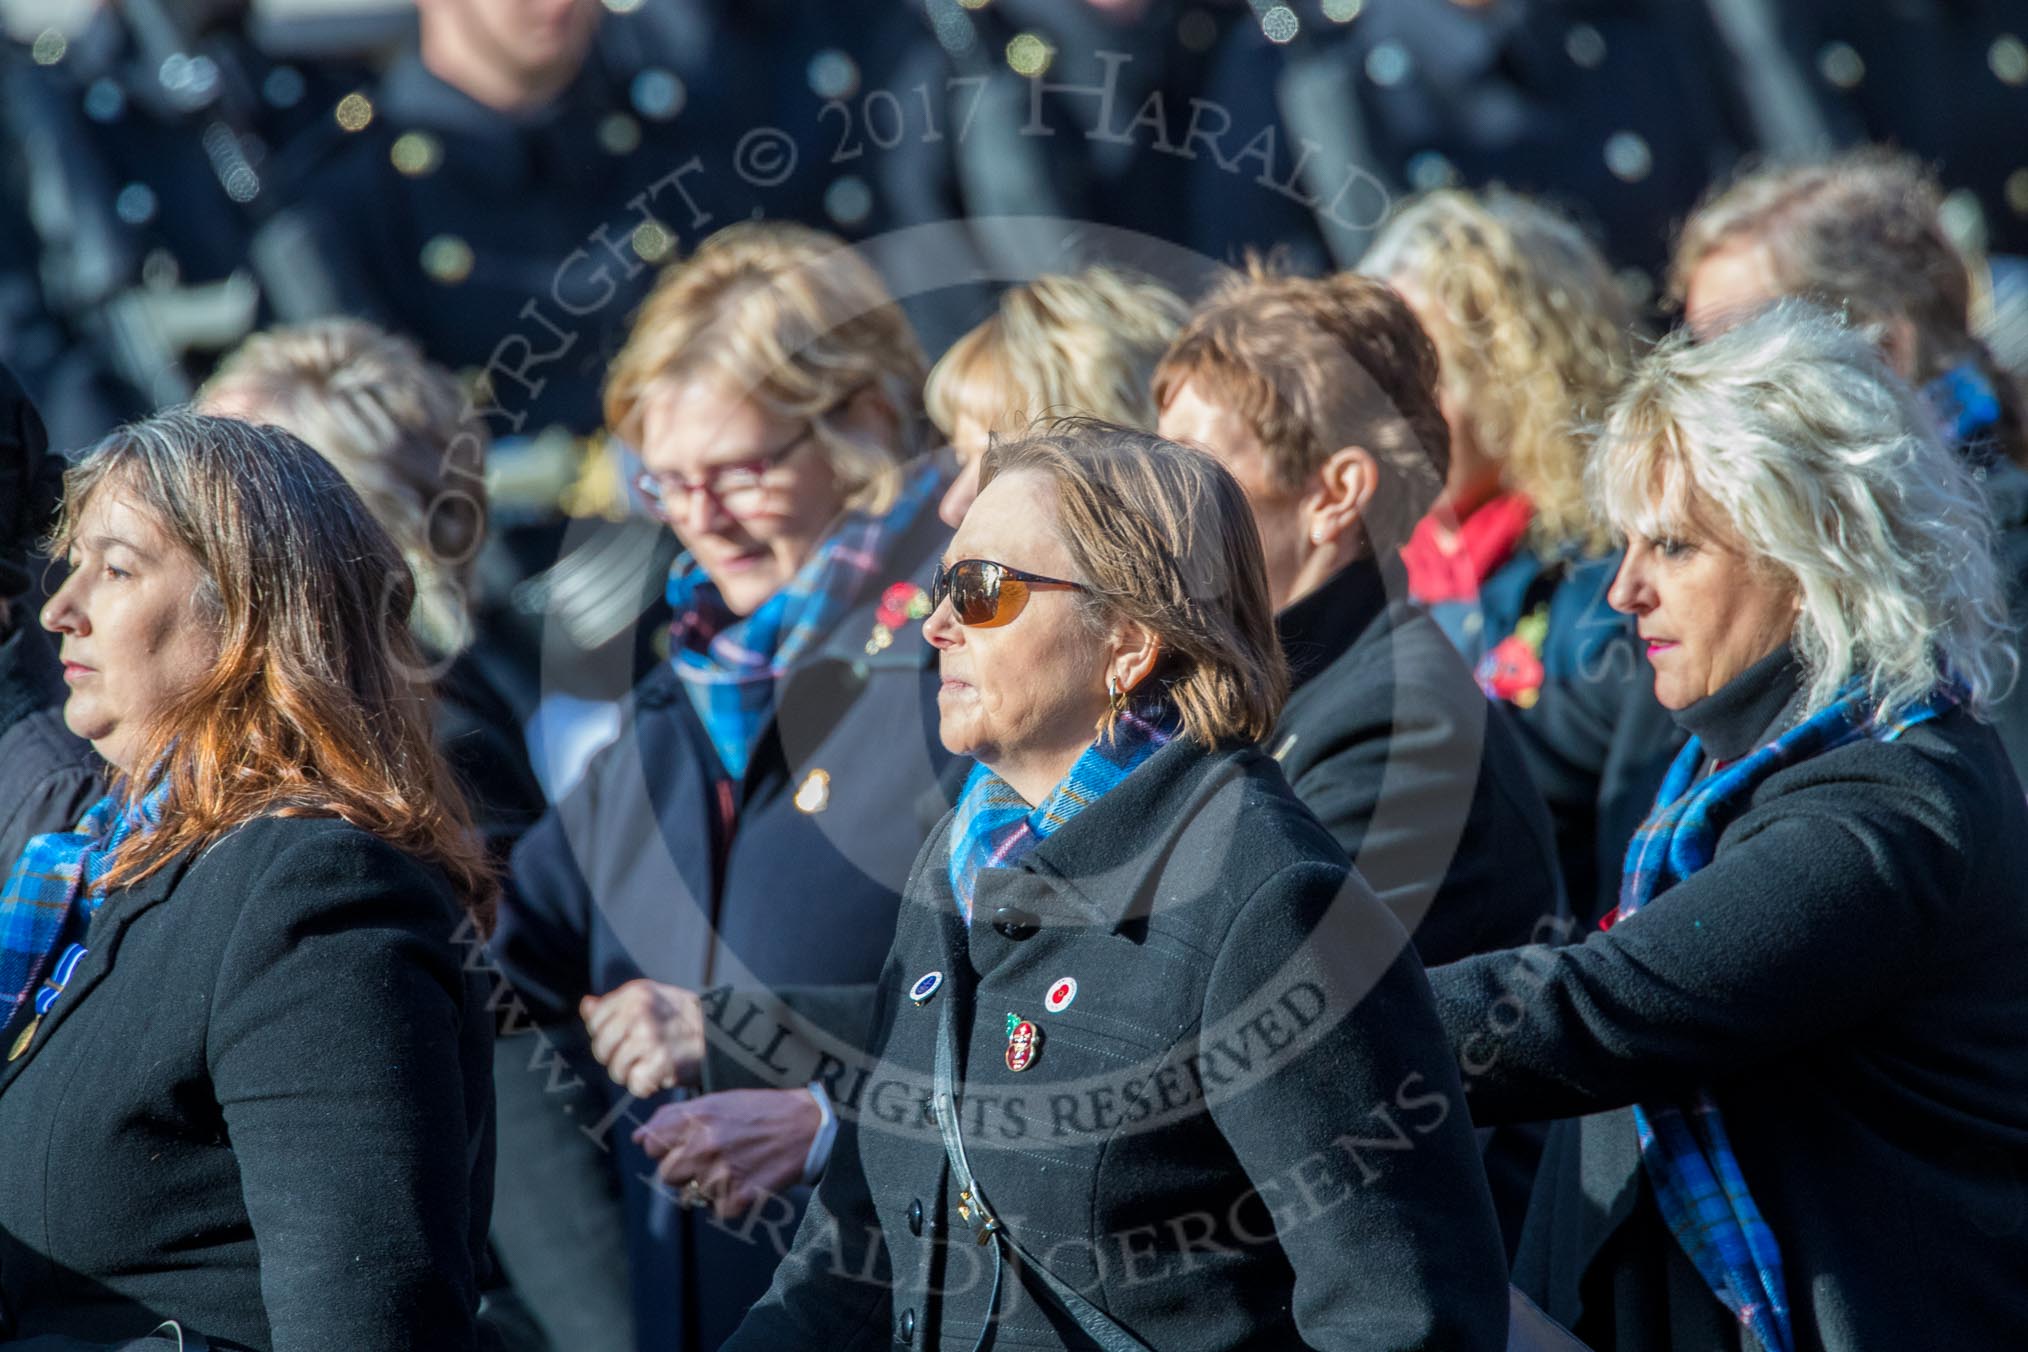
[633,1087,822,1220]
[579,978,706,1097]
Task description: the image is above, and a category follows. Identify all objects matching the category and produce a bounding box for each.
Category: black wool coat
[1429,652,2028,1351]
[1272,558,1567,965]
[0,816,497,1352]
[1274,559,1568,1253]
[727,738,1511,1352]
[432,644,548,864]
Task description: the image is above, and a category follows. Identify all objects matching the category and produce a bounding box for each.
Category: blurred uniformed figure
[255,0,913,440]
[874,0,1774,339]
[251,1,929,735]
[1286,0,1772,280]
[0,0,372,449]
[1768,0,2028,259]
[873,0,1335,351]
[259,0,706,440]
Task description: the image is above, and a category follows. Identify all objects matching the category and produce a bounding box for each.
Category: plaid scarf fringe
[1620,677,1960,1352]
[0,780,168,1042]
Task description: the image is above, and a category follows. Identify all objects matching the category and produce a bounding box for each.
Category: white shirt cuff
[800,1081,839,1186]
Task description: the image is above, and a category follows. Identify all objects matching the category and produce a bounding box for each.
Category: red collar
[1401,492,1534,604]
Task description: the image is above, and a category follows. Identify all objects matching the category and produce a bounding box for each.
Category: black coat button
[907,1198,924,1236]
[899,1307,916,1343]
[992,906,1041,940]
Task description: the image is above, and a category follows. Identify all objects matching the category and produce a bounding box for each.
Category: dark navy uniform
[260,33,716,438]
[871,0,1341,350]
[1,8,369,445]
[1772,0,2028,257]
[257,1,915,438]
[1299,0,1760,280]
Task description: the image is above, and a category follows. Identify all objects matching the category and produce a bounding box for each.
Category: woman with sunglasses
[486,221,957,1350]
[726,420,1509,1352]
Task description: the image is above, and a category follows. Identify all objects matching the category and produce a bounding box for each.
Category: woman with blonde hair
[1672,147,2028,775]
[1364,188,1650,920]
[1430,304,2028,1351]
[489,220,958,1349]
[924,265,1187,526]
[1361,187,1637,674]
[728,419,1510,1351]
[0,411,497,1349]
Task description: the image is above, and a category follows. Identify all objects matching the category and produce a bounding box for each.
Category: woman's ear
[1877,316,1920,383]
[1109,620,1163,696]
[1306,445,1380,547]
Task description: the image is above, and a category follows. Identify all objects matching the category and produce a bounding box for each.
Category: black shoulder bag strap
[931,991,1155,1352]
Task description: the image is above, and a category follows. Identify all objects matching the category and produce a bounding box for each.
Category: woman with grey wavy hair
[1426,302,2028,1352]
[1590,301,2014,717]
[1667,149,2028,781]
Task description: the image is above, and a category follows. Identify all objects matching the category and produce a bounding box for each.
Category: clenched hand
[633,1087,822,1221]
[579,978,707,1098]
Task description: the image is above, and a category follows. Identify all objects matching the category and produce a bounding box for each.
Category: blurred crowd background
[5,5,2028,1350]
[5,0,2027,770]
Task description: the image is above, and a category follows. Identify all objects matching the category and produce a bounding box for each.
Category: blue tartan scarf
[0,780,168,1045]
[666,462,943,781]
[1619,676,1961,1352]
[1926,361,2003,460]
[946,705,1179,923]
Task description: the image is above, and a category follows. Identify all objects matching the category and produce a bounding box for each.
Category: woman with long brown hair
[0,410,497,1350]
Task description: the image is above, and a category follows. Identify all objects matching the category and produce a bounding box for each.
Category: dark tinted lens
[950,560,1002,625]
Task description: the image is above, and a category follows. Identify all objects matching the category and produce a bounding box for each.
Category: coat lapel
[0,848,193,1092]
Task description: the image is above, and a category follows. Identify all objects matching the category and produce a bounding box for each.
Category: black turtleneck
[1670,643,1803,764]
[1274,555,1401,692]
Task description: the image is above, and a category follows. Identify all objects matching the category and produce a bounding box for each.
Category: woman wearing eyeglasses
[487,221,957,1350]
[726,420,1510,1352]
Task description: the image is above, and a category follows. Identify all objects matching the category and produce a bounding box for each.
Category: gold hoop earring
[1107,674,1125,711]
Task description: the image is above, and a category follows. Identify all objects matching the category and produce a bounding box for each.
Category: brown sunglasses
[929,558,1087,627]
